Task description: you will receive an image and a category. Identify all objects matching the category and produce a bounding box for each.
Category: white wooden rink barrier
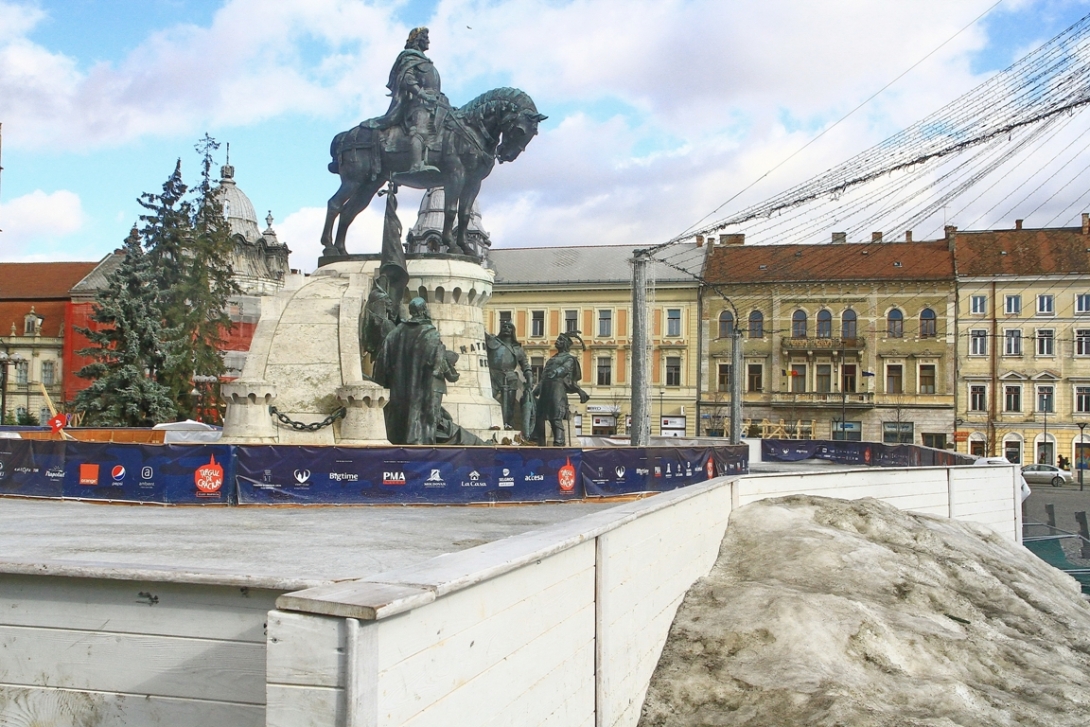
[0,463,1021,727]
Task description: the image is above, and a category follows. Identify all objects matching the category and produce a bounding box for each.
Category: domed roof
[409,188,490,240]
[215,164,261,242]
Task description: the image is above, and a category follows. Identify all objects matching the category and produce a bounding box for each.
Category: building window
[748,311,764,338]
[1004,330,1022,356]
[883,422,913,444]
[1077,386,1090,413]
[41,361,54,386]
[499,310,512,326]
[833,421,863,442]
[970,329,987,356]
[718,311,734,339]
[1005,295,1021,314]
[597,357,612,386]
[531,310,545,337]
[842,309,857,339]
[887,309,903,338]
[922,433,947,450]
[816,364,832,393]
[39,408,50,425]
[747,364,763,393]
[970,385,987,412]
[598,310,612,337]
[1037,294,1055,315]
[886,364,903,394]
[665,356,681,387]
[717,364,731,392]
[919,308,936,338]
[919,364,936,394]
[1078,294,1090,315]
[531,356,544,382]
[1078,330,1090,356]
[1005,385,1022,412]
[792,310,807,338]
[1038,385,1054,413]
[666,309,681,337]
[971,295,987,314]
[14,361,27,386]
[816,310,832,339]
[1036,329,1054,356]
[790,364,806,393]
[564,310,578,333]
[842,364,857,393]
[1004,439,1022,464]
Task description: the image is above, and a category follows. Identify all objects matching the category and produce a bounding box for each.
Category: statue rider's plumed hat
[557,330,586,351]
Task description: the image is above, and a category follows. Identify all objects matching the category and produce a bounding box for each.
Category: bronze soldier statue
[370,26,447,177]
[531,331,590,446]
[485,320,534,433]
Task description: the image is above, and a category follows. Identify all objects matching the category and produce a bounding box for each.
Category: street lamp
[1080,422,1087,492]
[659,389,666,436]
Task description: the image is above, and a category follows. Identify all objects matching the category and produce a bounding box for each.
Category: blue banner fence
[761,439,976,468]
[0,440,749,505]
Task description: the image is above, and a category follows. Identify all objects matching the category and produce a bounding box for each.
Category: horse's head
[496,108,547,163]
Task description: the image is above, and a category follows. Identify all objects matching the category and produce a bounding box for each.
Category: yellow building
[952,221,1090,467]
[702,233,957,445]
[486,244,704,437]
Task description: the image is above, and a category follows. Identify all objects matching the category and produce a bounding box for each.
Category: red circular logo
[558,458,576,492]
[195,455,224,493]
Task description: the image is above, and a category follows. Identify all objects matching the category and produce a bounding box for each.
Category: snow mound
[639,495,1090,726]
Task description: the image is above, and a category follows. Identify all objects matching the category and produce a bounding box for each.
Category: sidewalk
[1023,483,1090,568]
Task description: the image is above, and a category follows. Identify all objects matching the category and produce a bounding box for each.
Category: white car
[973,456,1031,501]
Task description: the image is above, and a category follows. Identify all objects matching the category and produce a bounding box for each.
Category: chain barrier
[269,406,346,432]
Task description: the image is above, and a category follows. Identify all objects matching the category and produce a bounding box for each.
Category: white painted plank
[0,575,277,642]
[396,600,596,727]
[265,683,343,727]
[0,685,264,727]
[375,542,595,668]
[481,640,596,727]
[0,625,265,704]
[267,611,346,688]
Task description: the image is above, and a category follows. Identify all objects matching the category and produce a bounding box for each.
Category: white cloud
[0,189,85,258]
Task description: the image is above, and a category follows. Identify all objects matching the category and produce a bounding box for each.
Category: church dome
[407,188,491,259]
[215,164,261,242]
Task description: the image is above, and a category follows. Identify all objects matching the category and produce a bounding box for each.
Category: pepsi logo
[111,465,126,482]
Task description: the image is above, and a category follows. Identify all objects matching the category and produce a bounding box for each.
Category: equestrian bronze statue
[321,27,546,258]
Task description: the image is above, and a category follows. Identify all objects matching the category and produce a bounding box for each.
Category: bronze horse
[321,87,546,257]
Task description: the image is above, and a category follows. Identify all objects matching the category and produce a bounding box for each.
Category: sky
[2,0,1090,271]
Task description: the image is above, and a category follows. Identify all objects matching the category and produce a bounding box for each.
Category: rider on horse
[368,27,447,176]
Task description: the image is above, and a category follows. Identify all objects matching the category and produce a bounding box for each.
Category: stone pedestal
[220,254,499,444]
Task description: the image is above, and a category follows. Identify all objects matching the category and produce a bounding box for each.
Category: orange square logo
[79,463,99,486]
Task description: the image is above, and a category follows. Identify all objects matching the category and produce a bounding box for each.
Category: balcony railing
[781,337,866,352]
[770,391,875,408]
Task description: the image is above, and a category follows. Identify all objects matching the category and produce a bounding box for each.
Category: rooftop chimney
[1015,219,1023,230]
[696,235,704,247]
[721,233,745,246]
[905,231,913,242]
[1083,213,1089,236]
[945,225,958,252]
[831,232,847,244]
[872,231,883,242]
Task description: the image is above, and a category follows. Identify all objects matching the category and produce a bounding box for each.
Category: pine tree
[150,137,240,422]
[72,227,177,426]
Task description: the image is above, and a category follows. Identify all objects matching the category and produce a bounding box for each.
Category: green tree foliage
[72,226,177,426]
[152,136,240,421]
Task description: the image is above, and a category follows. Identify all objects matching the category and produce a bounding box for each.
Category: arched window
[748,311,764,338]
[920,308,936,338]
[718,310,734,339]
[816,310,832,338]
[887,308,904,338]
[792,310,807,338]
[842,309,857,339]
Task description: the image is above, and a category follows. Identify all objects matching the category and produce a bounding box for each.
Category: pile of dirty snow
[639,495,1090,726]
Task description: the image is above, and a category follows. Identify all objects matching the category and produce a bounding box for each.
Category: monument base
[221,255,502,445]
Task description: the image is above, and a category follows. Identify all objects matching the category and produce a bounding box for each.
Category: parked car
[1021,463,1074,487]
[974,456,1031,501]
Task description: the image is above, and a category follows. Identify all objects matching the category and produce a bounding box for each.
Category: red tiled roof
[704,240,954,284]
[0,301,67,337]
[0,262,99,300]
[953,227,1090,276]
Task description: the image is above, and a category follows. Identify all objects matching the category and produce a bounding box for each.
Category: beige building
[952,221,1090,467]
[487,244,705,437]
[702,233,957,446]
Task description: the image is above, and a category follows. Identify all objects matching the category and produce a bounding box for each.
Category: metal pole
[1080,422,1086,491]
[730,324,742,443]
[630,250,651,445]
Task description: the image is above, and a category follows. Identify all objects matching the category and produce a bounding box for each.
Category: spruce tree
[72,227,177,426]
